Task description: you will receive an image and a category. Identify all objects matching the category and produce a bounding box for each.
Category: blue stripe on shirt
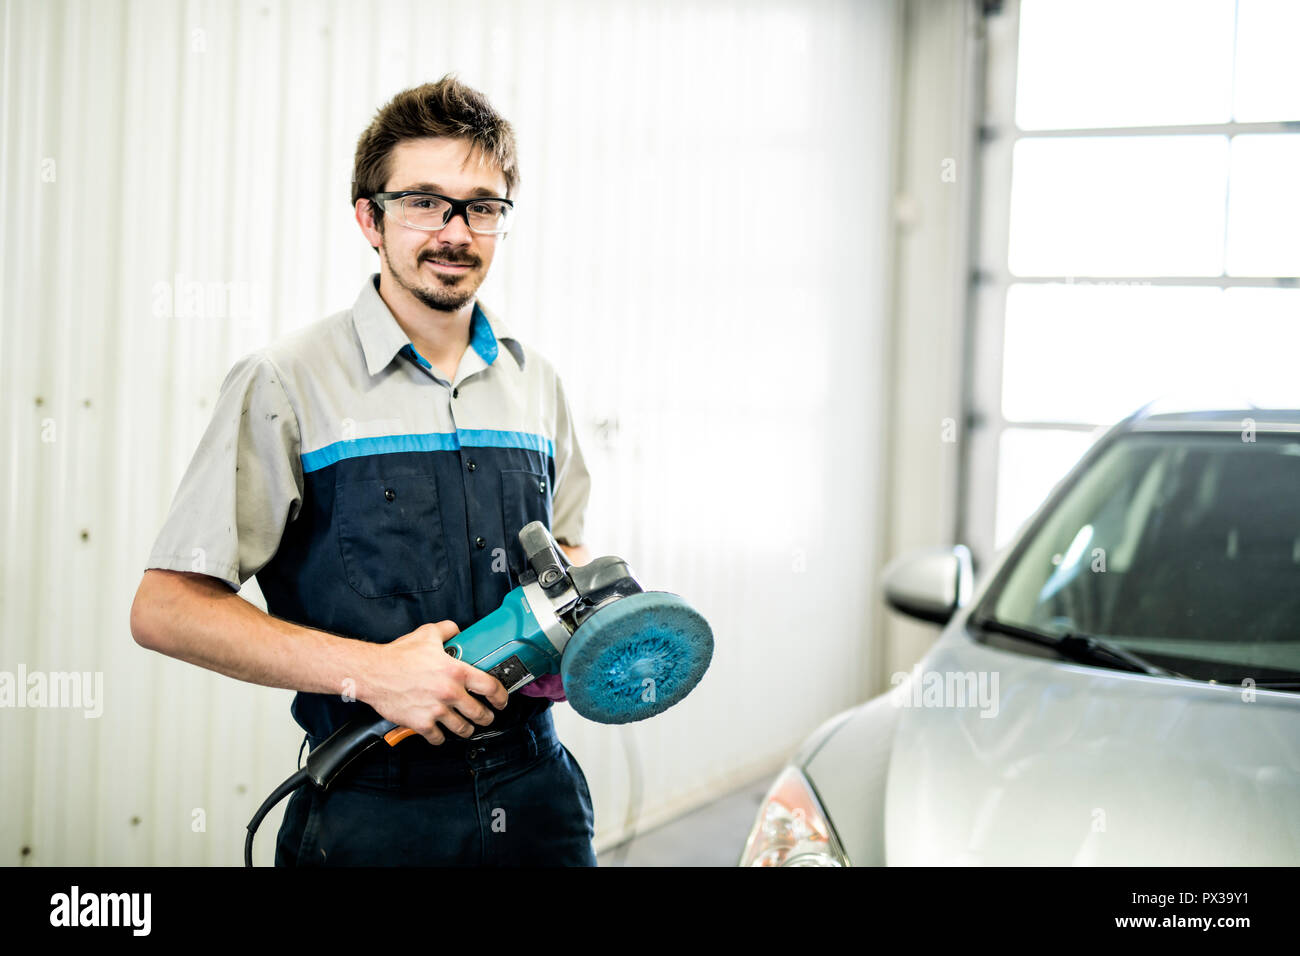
[300,428,554,473]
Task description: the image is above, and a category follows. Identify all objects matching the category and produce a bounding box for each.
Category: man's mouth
[423,258,473,273]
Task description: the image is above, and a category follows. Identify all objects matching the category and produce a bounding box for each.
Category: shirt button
[475,536,486,549]
[452,387,459,399]
[384,488,395,502]
[466,459,477,472]
[538,480,546,494]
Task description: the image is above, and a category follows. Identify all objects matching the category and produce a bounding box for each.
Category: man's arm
[129,569,508,744]
[131,569,382,695]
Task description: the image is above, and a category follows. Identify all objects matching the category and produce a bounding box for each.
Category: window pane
[1221,288,1300,407]
[1003,285,1300,425]
[995,429,1097,548]
[1226,135,1300,276]
[1002,284,1223,424]
[1233,0,1300,121]
[1016,0,1234,130]
[1008,136,1228,277]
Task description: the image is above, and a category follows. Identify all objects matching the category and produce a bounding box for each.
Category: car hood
[804,624,1300,865]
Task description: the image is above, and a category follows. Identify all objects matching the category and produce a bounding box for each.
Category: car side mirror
[881,545,974,626]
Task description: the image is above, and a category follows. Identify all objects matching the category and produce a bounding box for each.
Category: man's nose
[435,208,474,244]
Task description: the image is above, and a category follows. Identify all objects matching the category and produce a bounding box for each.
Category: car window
[980,431,1300,684]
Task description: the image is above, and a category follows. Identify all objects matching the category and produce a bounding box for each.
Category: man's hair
[351,73,519,237]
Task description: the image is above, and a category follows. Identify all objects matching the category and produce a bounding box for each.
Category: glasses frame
[369,190,515,236]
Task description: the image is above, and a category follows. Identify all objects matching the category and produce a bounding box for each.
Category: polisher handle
[303,714,400,789]
[383,725,417,745]
[306,699,503,790]
[306,589,561,790]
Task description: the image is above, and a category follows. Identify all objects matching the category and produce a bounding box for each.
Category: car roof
[1097,392,1300,434]
[1123,398,1300,434]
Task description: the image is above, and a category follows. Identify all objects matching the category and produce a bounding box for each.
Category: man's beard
[382,234,478,312]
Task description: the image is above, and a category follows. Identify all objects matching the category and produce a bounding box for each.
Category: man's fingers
[448,686,499,727]
[420,707,474,744]
[434,620,461,643]
[437,709,477,738]
[461,669,510,711]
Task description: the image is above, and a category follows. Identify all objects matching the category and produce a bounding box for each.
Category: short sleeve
[550,372,591,548]
[145,351,303,591]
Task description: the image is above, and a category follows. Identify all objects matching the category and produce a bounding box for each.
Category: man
[129,75,597,866]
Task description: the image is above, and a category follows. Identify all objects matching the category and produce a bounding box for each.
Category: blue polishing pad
[561,591,714,724]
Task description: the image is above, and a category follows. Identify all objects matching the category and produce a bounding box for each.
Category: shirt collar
[352,272,525,377]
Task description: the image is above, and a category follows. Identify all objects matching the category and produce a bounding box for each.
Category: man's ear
[355,197,384,249]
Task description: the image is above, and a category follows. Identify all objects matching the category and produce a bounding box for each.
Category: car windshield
[978,430,1300,686]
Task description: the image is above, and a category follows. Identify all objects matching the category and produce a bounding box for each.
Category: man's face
[362,137,508,313]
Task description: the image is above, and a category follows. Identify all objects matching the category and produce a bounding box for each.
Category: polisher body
[443,586,565,693]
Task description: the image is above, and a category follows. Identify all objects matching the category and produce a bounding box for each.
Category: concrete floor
[595,774,771,867]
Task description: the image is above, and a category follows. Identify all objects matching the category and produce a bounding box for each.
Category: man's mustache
[421,254,477,266]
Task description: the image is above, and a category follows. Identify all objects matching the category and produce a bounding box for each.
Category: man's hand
[362,621,510,746]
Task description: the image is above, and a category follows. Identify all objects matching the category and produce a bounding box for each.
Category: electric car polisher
[244,521,714,865]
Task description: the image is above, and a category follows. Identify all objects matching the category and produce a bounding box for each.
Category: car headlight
[738,766,849,867]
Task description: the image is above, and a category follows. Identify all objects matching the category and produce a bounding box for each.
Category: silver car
[740,404,1300,866]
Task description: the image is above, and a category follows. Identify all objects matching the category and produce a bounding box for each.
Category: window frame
[962,0,1300,567]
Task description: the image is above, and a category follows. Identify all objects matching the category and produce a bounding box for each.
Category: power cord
[607,724,643,867]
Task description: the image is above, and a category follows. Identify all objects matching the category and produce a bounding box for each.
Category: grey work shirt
[145,272,592,741]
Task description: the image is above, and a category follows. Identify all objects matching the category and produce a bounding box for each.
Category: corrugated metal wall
[0,0,899,864]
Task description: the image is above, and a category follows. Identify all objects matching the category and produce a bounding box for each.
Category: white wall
[0,0,900,864]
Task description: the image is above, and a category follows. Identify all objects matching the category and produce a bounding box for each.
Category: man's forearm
[130,569,379,701]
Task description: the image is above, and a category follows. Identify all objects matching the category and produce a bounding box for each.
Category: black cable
[245,768,311,867]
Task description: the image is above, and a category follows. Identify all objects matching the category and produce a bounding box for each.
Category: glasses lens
[466,199,512,234]
[399,195,452,228]
[392,195,512,233]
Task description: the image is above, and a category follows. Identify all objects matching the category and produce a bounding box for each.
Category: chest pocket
[501,467,554,579]
[335,473,450,597]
